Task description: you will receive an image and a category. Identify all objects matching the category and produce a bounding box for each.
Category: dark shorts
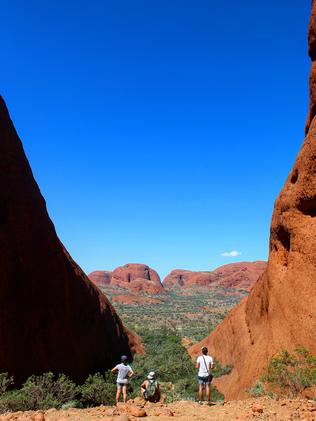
[198,375,213,385]
[117,382,128,387]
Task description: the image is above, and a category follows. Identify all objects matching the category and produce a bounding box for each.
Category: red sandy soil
[1,397,316,421]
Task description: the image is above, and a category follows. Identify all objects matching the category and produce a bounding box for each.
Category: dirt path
[1,397,316,421]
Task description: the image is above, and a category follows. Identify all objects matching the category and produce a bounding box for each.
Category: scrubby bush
[20,372,78,410]
[261,347,316,397]
[0,372,78,412]
[0,373,13,395]
[80,372,116,406]
[247,380,266,397]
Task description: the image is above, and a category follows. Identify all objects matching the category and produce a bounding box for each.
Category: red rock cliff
[189,4,316,399]
[0,97,141,385]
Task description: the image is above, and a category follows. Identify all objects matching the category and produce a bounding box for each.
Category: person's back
[141,371,160,402]
[111,355,134,404]
[116,362,132,385]
[196,347,214,404]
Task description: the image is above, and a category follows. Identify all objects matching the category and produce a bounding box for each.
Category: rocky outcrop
[0,96,141,385]
[189,4,316,399]
[163,261,266,291]
[111,263,164,294]
[213,261,267,289]
[88,270,112,287]
[163,270,217,289]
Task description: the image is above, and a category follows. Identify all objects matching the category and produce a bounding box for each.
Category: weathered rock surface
[111,263,164,294]
[190,3,316,400]
[88,270,112,287]
[163,261,266,291]
[0,96,141,385]
[213,261,267,289]
[163,269,217,289]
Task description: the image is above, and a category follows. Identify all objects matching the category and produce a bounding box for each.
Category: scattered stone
[252,404,264,414]
[117,415,130,421]
[127,405,147,417]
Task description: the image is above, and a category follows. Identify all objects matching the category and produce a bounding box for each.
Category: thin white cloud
[221,250,242,257]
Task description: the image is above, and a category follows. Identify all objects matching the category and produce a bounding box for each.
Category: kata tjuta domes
[0,96,141,385]
[189,2,316,400]
[163,261,266,291]
[89,263,165,294]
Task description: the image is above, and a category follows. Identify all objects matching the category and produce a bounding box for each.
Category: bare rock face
[213,261,267,289]
[88,270,112,287]
[163,261,266,291]
[306,1,316,134]
[163,269,217,289]
[189,4,316,399]
[0,96,141,385]
[111,264,164,294]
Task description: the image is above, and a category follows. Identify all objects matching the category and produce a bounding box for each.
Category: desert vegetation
[0,327,234,413]
[248,347,316,398]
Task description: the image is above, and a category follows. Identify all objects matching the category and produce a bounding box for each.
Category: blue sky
[1,1,311,279]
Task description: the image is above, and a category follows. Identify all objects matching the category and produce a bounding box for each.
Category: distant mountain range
[88,260,267,293]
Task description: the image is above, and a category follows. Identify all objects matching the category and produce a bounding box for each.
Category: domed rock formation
[88,270,112,287]
[163,269,217,289]
[111,263,164,294]
[189,4,316,400]
[213,261,267,290]
[163,261,266,291]
[0,96,141,385]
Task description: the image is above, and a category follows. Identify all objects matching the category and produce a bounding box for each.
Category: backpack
[146,380,158,398]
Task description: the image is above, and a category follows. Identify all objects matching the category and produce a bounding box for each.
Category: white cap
[147,371,155,379]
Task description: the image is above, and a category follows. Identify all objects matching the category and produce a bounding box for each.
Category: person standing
[111,355,134,404]
[196,346,214,404]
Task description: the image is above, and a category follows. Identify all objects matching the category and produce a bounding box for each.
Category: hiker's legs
[122,385,128,403]
[198,384,204,401]
[116,385,122,404]
[206,384,211,402]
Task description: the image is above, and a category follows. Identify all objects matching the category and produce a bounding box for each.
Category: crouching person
[141,371,160,402]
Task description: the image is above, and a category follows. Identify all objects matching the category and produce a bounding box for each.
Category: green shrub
[0,389,28,413]
[21,372,78,410]
[80,373,116,406]
[0,372,79,411]
[261,347,316,397]
[247,380,266,397]
[0,373,14,396]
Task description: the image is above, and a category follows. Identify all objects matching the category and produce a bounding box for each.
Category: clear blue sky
[1,1,311,279]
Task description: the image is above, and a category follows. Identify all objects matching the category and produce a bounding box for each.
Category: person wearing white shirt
[111,355,134,404]
[196,346,214,404]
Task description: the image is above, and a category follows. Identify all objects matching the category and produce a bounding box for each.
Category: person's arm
[209,358,214,370]
[111,365,118,374]
[128,367,134,378]
[140,380,147,391]
[196,357,200,369]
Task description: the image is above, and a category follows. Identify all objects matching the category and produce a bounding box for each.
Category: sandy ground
[1,397,316,421]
